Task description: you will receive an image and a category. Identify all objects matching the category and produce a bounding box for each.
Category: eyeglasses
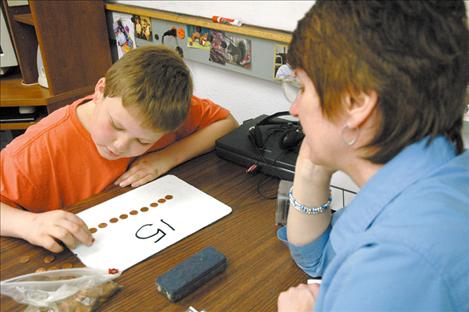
[281,75,304,103]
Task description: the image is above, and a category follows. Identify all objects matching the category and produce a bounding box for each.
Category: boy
[0,46,238,253]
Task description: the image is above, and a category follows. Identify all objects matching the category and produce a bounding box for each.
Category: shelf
[0,121,37,130]
[13,13,33,26]
[0,75,53,106]
[0,74,95,108]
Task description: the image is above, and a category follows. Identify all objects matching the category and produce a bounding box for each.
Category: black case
[215,115,299,181]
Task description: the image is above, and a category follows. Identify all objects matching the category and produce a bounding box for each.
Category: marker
[212,16,242,27]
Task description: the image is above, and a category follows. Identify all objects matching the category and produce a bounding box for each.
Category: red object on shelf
[212,16,242,26]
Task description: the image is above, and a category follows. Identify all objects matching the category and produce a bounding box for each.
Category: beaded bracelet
[288,187,332,215]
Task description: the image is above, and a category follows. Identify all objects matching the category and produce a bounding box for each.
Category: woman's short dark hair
[288,0,469,163]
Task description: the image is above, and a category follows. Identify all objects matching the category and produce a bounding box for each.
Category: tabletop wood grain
[0,152,307,311]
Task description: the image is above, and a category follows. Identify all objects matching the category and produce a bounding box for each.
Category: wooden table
[0,152,307,311]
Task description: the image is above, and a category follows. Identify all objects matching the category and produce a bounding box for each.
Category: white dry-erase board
[72,175,232,272]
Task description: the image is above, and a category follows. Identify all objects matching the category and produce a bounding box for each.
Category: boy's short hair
[288,0,469,163]
[104,45,193,131]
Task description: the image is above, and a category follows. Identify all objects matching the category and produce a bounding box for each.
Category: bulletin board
[105,3,293,82]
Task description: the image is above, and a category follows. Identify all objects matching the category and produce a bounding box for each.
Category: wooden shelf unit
[0,0,112,130]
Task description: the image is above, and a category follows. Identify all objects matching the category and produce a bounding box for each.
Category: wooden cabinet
[0,0,112,130]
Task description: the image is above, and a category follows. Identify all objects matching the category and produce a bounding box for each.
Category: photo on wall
[112,13,136,59]
[186,25,211,51]
[208,30,227,65]
[224,34,252,69]
[273,45,292,80]
[132,15,153,41]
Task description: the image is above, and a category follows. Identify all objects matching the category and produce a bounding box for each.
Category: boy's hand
[26,210,93,253]
[278,283,320,312]
[114,151,171,188]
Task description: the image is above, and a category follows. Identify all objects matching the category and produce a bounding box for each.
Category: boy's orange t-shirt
[0,95,229,213]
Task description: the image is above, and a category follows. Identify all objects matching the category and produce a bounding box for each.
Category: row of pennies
[1,1,468,310]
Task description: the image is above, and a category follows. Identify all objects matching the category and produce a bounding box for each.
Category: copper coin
[35,267,47,273]
[19,255,30,264]
[150,203,158,207]
[89,227,97,234]
[48,266,59,271]
[165,195,173,200]
[119,214,128,219]
[109,218,118,223]
[61,263,73,269]
[98,223,107,228]
[158,198,166,204]
[140,207,149,212]
[43,255,55,264]
[129,210,138,215]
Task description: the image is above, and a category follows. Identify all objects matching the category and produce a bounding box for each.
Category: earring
[341,124,360,146]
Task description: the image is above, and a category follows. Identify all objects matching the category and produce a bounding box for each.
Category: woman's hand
[25,210,93,253]
[278,283,320,312]
[295,140,335,184]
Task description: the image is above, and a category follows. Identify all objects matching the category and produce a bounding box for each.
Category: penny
[129,210,138,215]
[43,255,55,264]
[35,267,47,273]
[19,255,30,264]
[165,195,173,200]
[140,207,149,212]
[109,218,118,223]
[150,203,158,207]
[61,263,73,269]
[89,227,97,234]
[158,198,166,204]
[98,223,107,228]
[119,214,128,219]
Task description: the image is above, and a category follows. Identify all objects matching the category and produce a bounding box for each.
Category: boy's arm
[115,114,238,187]
[1,201,93,253]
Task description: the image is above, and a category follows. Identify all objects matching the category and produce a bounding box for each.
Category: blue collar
[330,136,457,247]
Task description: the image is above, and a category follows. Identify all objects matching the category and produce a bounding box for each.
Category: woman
[277,1,469,311]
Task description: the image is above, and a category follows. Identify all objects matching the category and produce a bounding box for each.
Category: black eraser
[155,247,227,302]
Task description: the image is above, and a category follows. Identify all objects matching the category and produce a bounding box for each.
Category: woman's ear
[343,90,378,128]
[93,78,106,103]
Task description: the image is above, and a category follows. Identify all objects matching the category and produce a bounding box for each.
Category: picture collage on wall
[112,13,253,71]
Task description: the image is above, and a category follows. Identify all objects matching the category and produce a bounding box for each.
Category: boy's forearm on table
[157,114,238,168]
[0,202,33,239]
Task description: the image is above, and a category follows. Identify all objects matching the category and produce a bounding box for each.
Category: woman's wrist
[292,165,332,210]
